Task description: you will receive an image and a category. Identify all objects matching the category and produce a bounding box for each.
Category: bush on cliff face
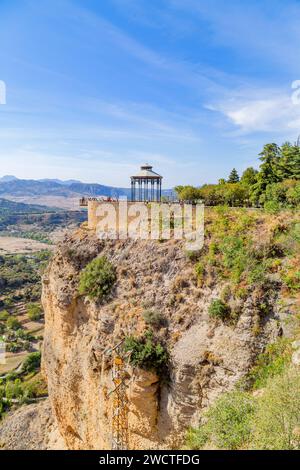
[78,256,116,300]
[124,330,168,375]
[142,309,166,329]
[208,299,230,321]
[247,339,292,390]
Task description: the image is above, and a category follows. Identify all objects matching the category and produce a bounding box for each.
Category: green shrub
[247,339,292,390]
[186,250,201,262]
[27,303,42,321]
[220,236,249,283]
[124,330,168,374]
[5,378,23,400]
[0,310,9,321]
[187,391,255,450]
[22,352,41,374]
[78,256,116,300]
[264,200,281,213]
[251,367,300,449]
[142,309,165,328]
[6,317,22,330]
[208,299,230,320]
[6,342,22,353]
[195,262,205,282]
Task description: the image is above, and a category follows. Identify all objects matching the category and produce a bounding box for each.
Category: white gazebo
[130,164,163,202]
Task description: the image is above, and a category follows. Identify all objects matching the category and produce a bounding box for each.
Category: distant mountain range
[0,175,174,209]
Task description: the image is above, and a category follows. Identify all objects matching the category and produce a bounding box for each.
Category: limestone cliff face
[42,227,281,450]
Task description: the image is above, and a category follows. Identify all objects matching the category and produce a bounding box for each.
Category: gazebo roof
[131,164,162,179]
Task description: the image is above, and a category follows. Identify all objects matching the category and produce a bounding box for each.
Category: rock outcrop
[0,400,65,450]
[41,226,281,449]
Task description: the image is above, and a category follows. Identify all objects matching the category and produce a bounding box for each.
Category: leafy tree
[27,303,42,321]
[263,180,300,208]
[6,317,22,330]
[222,183,249,207]
[175,185,201,202]
[198,184,222,206]
[241,167,258,186]
[22,352,41,374]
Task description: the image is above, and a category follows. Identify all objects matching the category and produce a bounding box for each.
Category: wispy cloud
[207,86,300,135]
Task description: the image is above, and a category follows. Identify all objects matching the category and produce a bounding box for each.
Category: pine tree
[278,142,300,180]
[228,168,240,183]
[251,143,281,204]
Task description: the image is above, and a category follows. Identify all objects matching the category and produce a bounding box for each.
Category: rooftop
[131,164,162,179]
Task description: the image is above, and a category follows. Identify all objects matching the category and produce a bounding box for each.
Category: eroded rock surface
[40,227,280,449]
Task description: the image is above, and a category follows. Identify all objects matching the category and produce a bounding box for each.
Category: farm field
[0,237,53,255]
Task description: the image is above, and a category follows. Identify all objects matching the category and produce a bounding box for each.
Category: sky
[1,0,300,187]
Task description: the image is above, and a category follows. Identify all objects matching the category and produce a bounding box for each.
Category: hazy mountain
[0,175,18,182]
[0,177,130,197]
[38,178,82,185]
[0,176,174,209]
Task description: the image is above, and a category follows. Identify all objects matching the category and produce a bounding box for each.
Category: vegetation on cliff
[124,330,169,375]
[187,341,300,450]
[189,207,300,329]
[78,256,116,300]
[186,205,300,450]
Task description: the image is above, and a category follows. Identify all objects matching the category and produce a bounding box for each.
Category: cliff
[40,213,285,450]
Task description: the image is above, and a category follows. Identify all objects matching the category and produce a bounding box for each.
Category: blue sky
[1,0,300,187]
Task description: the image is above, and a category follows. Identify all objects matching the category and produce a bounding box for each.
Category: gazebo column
[145,179,149,201]
[131,179,134,202]
[130,166,162,203]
